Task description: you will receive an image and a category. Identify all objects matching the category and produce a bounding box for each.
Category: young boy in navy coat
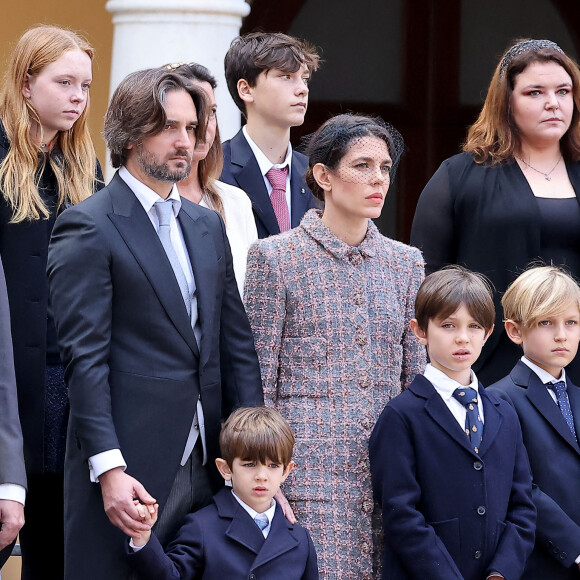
[127,407,318,579]
[488,266,580,580]
[370,266,536,580]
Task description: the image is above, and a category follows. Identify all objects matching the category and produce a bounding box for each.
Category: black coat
[411,152,580,385]
[221,129,318,238]
[0,121,103,474]
[47,173,263,579]
[489,362,580,580]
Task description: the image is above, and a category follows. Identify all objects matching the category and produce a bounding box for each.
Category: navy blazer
[221,129,318,238]
[128,487,318,580]
[489,361,580,580]
[370,374,536,580]
[47,173,263,579]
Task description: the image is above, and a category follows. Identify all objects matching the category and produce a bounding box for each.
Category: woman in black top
[412,39,580,385]
[0,25,102,578]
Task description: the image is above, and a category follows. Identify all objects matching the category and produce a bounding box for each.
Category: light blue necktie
[549,381,577,440]
[254,513,269,532]
[154,200,200,345]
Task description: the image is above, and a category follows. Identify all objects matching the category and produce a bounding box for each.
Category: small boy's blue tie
[452,387,484,454]
[254,513,268,531]
[549,381,577,440]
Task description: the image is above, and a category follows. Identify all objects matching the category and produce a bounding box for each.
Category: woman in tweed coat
[244,114,426,580]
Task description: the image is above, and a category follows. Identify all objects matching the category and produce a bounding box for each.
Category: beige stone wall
[0,0,113,165]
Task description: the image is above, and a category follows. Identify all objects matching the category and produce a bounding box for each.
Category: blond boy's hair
[502,266,580,328]
[219,407,294,468]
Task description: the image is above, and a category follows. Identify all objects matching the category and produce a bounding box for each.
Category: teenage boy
[370,266,536,580]
[127,407,318,580]
[221,32,320,238]
[488,266,580,580]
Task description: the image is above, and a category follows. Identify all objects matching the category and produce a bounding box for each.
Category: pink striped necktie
[266,166,290,232]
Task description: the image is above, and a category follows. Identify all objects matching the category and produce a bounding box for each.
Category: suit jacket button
[474,550,482,559]
[473,461,483,470]
[560,552,567,560]
[477,506,486,516]
[249,574,256,580]
[553,546,560,554]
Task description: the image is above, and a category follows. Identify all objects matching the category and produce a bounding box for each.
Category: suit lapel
[289,153,310,228]
[478,386,503,457]
[411,376,476,455]
[216,489,265,555]
[106,173,199,359]
[178,201,215,369]
[513,361,580,453]
[252,505,299,569]
[230,131,280,236]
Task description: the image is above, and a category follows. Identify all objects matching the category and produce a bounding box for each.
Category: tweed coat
[244,209,426,580]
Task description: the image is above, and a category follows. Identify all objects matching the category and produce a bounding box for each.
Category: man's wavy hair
[104,68,207,168]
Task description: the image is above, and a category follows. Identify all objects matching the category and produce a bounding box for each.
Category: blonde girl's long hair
[0,25,98,223]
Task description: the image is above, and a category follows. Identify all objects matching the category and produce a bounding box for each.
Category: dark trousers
[154,441,213,548]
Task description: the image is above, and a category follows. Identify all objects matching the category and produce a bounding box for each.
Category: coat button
[354,293,364,305]
[561,552,567,560]
[474,550,482,559]
[361,541,371,554]
[477,506,486,516]
[249,575,256,580]
[473,461,483,470]
[348,252,363,265]
[553,546,560,555]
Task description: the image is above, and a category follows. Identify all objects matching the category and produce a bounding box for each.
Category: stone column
[105,0,249,177]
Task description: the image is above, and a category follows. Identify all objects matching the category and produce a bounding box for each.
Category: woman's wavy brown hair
[464,39,580,164]
[0,25,98,223]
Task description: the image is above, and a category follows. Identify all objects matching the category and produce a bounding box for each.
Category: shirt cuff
[88,449,127,482]
[575,554,580,564]
[129,537,146,551]
[0,483,26,505]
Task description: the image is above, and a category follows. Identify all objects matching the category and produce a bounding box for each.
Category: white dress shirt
[242,125,293,223]
[231,490,276,539]
[424,363,485,428]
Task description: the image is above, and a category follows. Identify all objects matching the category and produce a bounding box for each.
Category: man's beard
[137,146,192,182]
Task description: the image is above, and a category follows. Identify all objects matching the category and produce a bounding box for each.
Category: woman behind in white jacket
[170,62,258,297]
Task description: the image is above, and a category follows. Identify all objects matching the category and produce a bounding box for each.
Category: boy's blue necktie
[548,381,577,440]
[254,513,269,531]
[453,387,484,454]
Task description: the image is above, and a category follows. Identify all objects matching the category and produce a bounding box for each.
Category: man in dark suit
[488,265,580,580]
[221,32,320,238]
[47,68,263,579]
[0,255,26,569]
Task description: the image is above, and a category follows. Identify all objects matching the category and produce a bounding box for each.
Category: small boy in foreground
[488,266,580,580]
[127,407,318,579]
[370,266,536,580]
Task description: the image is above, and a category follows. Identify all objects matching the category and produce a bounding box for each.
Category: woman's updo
[303,113,404,201]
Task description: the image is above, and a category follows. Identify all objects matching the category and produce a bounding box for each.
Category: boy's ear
[281,461,295,483]
[215,458,232,482]
[237,79,253,104]
[410,318,428,346]
[504,319,523,345]
[312,163,332,193]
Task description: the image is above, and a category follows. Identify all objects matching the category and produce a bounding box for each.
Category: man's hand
[274,489,297,524]
[0,499,24,551]
[99,467,156,536]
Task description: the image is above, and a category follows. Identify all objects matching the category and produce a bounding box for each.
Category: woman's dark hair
[171,63,225,218]
[304,113,404,201]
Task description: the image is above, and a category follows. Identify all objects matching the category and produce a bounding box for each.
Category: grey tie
[154,200,200,345]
